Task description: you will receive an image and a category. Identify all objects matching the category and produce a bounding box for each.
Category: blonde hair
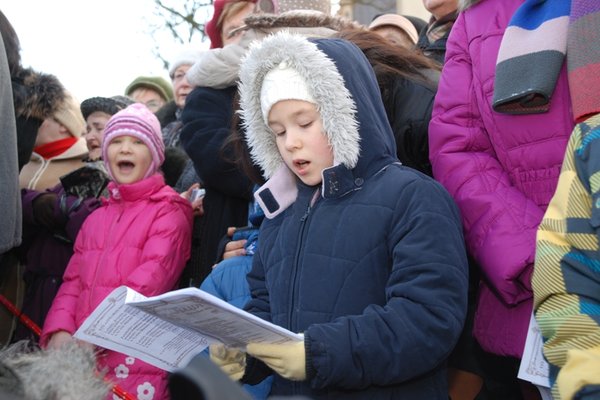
[218,1,254,35]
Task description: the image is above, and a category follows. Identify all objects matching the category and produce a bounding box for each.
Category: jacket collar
[106,173,166,203]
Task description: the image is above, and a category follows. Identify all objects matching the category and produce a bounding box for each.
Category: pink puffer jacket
[41,174,193,399]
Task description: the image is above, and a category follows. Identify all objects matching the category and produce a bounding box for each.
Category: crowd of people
[1,0,599,399]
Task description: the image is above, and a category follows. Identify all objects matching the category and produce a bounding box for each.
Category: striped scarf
[493,0,600,121]
[493,0,570,115]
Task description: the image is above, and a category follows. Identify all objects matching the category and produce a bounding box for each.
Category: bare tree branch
[149,0,213,67]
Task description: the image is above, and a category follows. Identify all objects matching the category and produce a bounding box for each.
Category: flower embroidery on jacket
[114,364,129,379]
[137,382,155,400]
[126,356,135,365]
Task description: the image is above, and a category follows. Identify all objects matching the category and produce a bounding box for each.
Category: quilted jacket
[41,174,193,400]
[429,0,574,357]
[239,33,469,399]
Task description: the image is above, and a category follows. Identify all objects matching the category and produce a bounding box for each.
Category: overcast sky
[2,1,210,102]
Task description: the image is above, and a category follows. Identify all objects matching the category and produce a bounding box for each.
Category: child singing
[41,103,193,400]
[209,32,469,399]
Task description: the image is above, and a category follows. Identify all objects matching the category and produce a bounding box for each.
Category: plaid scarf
[425,11,457,44]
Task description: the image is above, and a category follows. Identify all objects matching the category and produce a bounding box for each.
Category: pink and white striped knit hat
[101,103,165,180]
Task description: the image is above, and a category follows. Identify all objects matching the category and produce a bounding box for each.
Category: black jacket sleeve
[385,77,436,177]
[180,86,254,201]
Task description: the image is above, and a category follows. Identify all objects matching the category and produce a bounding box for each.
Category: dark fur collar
[244,11,363,32]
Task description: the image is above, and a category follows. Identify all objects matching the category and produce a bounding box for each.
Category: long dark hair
[221,91,266,186]
[333,28,440,92]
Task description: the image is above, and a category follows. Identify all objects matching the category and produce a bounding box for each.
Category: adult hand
[32,192,58,229]
[181,183,204,217]
[209,344,246,381]
[246,339,306,381]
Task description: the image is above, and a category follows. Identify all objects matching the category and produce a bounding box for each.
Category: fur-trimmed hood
[186,11,362,89]
[12,67,66,121]
[239,32,397,217]
[458,0,481,11]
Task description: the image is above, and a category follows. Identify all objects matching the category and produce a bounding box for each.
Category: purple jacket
[15,185,101,342]
[429,0,573,357]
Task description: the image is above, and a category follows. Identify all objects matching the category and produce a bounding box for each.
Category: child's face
[268,100,333,186]
[106,135,153,184]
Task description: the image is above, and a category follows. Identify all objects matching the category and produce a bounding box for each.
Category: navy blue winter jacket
[239,33,469,399]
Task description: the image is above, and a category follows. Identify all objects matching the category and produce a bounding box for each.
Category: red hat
[205,0,257,49]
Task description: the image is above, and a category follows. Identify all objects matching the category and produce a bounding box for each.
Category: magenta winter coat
[429,0,573,358]
[41,174,193,400]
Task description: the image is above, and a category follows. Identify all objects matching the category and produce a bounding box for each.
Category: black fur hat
[80,95,134,120]
[12,67,65,121]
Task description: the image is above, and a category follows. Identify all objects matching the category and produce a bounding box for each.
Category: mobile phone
[190,188,205,202]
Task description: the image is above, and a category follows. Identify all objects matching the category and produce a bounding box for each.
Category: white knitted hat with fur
[260,61,315,123]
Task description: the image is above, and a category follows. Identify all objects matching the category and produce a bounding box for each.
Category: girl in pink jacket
[41,103,193,400]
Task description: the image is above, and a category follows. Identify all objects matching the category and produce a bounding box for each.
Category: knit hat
[125,76,174,102]
[53,91,86,138]
[369,14,419,45]
[168,49,206,79]
[80,95,134,120]
[206,0,259,49]
[260,61,315,123]
[101,103,165,180]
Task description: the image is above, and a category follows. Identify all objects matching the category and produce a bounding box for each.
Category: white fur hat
[169,49,206,79]
[260,61,315,123]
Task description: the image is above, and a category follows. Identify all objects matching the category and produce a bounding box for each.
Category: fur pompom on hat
[13,68,84,137]
[54,91,86,138]
[80,95,134,120]
[125,76,174,102]
[102,103,165,180]
[12,68,64,121]
[168,49,206,79]
[260,61,315,122]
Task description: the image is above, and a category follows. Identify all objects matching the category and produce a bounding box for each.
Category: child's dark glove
[32,193,58,230]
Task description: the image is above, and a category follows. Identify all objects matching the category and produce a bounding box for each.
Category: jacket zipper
[288,203,312,332]
[288,201,312,396]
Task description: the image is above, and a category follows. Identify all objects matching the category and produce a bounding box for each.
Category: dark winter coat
[382,74,437,176]
[239,33,469,399]
[180,86,254,286]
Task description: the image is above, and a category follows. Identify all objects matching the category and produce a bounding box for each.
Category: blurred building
[336,0,430,26]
